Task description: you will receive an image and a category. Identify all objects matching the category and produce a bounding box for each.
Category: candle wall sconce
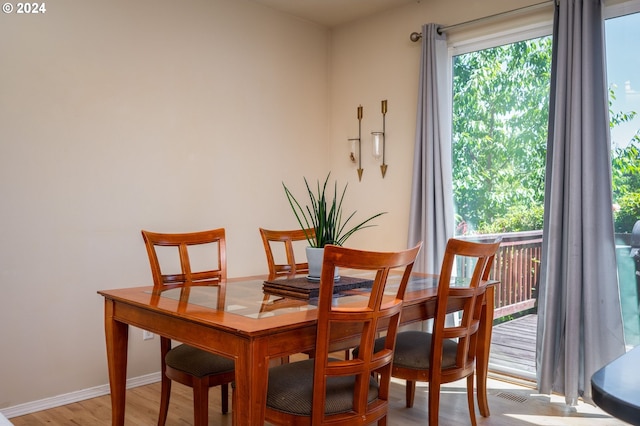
[349,138,359,164]
[348,105,364,181]
[371,100,388,178]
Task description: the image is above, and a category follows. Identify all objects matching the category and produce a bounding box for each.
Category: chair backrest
[431,237,501,382]
[259,228,315,279]
[311,242,422,425]
[141,228,227,291]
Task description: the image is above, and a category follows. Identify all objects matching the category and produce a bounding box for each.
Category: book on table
[262,276,373,300]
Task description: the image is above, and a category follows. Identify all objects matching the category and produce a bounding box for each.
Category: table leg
[104,299,129,426]
[233,338,269,425]
[476,285,495,417]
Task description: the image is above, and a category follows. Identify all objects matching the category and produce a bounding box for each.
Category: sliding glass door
[606,9,640,348]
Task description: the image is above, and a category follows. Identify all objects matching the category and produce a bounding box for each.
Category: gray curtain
[536,0,625,404]
[408,23,454,274]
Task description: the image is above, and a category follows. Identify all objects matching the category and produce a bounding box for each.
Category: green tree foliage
[452,37,552,234]
[614,192,640,233]
[452,37,640,235]
[610,88,640,201]
[609,87,640,233]
[480,204,545,234]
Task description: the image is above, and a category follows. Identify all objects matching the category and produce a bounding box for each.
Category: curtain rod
[409,0,554,42]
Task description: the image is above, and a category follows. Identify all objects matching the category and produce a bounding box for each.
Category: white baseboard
[1,372,162,419]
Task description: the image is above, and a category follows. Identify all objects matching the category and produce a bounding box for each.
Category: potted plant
[283,173,386,280]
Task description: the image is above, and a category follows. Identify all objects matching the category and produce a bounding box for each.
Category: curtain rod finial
[410,32,422,42]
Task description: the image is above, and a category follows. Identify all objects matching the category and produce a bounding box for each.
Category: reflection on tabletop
[145,274,443,319]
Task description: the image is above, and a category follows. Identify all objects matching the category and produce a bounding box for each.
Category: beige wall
[0,0,552,413]
[0,0,330,409]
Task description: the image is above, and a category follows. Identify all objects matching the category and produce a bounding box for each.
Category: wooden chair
[264,243,422,426]
[385,237,501,426]
[141,228,235,426]
[260,227,319,363]
[259,227,315,279]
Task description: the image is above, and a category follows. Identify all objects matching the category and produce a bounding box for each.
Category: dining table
[98,271,498,426]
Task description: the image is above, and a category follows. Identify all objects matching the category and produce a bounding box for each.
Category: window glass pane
[608,12,640,228]
[451,37,551,235]
[606,12,640,348]
[450,36,551,378]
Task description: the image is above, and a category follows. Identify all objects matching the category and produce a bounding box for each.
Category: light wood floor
[10,374,628,426]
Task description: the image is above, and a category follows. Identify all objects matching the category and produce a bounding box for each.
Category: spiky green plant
[283,173,386,247]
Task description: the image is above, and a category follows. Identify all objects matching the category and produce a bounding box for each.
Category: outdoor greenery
[610,89,640,232]
[452,36,640,235]
[283,173,386,247]
[614,192,640,233]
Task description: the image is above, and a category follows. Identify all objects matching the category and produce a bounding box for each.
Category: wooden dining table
[99,272,498,426]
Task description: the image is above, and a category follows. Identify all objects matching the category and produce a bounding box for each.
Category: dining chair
[264,242,422,426]
[383,237,501,426]
[259,227,315,279]
[141,228,235,426]
[259,226,353,362]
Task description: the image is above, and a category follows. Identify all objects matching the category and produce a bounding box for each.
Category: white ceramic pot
[306,246,339,282]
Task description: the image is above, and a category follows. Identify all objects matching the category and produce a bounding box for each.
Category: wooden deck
[489,314,537,381]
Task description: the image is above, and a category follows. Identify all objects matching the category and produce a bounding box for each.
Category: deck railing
[459,231,542,319]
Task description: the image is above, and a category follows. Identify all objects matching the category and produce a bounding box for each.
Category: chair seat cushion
[389,330,458,370]
[266,358,379,416]
[165,344,234,378]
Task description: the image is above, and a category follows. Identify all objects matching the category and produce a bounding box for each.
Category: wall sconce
[348,105,364,181]
[371,100,388,178]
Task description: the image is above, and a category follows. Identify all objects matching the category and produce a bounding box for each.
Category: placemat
[263,276,373,300]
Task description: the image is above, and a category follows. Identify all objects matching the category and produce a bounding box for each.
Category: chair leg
[157,374,171,426]
[428,380,441,426]
[466,374,477,426]
[192,377,209,426]
[232,382,236,414]
[220,383,229,414]
[405,380,416,408]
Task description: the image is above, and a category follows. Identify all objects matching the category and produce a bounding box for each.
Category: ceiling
[250,0,417,27]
